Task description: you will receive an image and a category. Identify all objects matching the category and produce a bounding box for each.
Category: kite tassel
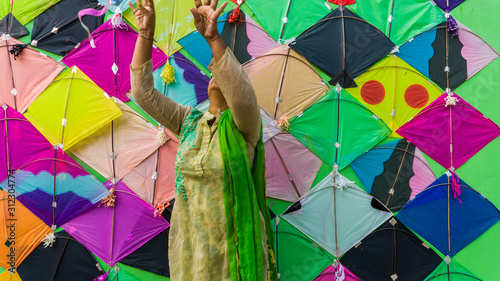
[335,261,345,281]
[446,16,459,37]
[161,60,176,84]
[228,7,242,25]
[99,187,116,207]
[94,270,110,281]
[451,171,462,203]
[277,116,290,131]
[111,13,128,29]
[9,44,28,60]
[155,129,168,146]
[154,201,170,217]
[444,95,459,107]
[42,231,56,248]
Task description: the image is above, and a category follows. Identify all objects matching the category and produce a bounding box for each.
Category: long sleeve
[208,48,261,146]
[130,59,191,136]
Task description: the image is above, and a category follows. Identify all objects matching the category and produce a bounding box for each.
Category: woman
[128,0,277,280]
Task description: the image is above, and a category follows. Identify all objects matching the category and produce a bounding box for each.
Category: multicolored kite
[0,190,51,270]
[345,55,443,136]
[152,52,210,108]
[350,139,436,212]
[3,147,110,229]
[399,20,499,91]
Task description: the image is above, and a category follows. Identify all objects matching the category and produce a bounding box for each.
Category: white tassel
[111,14,128,29]
[335,262,345,281]
[155,130,168,146]
[42,232,56,248]
[444,95,459,107]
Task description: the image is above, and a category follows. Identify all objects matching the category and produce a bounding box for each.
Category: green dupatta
[219,109,278,281]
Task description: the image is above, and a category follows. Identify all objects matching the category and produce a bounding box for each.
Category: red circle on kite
[405,84,429,108]
[360,80,385,105]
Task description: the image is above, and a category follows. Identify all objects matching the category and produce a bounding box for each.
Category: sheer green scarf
[219,109,278,281]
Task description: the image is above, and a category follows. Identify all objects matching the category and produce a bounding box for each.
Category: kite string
[78,0,110,48]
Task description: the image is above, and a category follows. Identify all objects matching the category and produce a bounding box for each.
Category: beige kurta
[130,48,265,280]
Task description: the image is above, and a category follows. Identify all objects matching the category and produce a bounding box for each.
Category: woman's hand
[128,0,156,38]
[190,0,228,43]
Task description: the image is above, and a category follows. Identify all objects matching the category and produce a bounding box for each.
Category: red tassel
[328,0,356,5]
[228,7,242,25]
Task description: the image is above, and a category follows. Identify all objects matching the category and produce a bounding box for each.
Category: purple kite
[397,93,500,170]
[433,0,466,12]
[62,180,169,266]
[62,15,168,102]
[0,104,53,183]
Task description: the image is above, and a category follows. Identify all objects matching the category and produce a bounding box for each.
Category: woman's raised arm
[129,0,190,135]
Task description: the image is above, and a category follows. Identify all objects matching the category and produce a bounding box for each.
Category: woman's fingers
[128,1,137,13]
[204,0,211,6]
[210,0,218,10]
[194,0,202,8]
[213,2,227,19]
[190,7,201,22]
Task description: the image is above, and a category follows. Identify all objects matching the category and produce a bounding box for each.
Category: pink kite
[122,128,179,207]
[265,132,322,202]
[62,15,168,102]
[69,99,169,184]
[397,93,500,170]
[0,34,64,113]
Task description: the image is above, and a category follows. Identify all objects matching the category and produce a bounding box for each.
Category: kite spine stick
[2,108,9,241]
[51,234,71,280]
[392,55,397,125]
[387,0,395,40]
[152,149,161,206]
[273,47,291,120]
[269,138,301,199]
[278,0,293,44]
[5,38,18,111]
[386,141,410,207]
[447,174,451,253]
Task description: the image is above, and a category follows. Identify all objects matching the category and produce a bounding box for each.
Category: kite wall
[1,0,500,280]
